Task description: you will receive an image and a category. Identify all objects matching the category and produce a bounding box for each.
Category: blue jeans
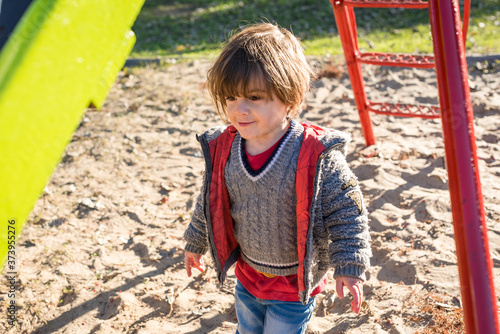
[234,281,316,334]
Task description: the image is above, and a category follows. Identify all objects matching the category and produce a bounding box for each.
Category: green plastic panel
[0,0,145,269]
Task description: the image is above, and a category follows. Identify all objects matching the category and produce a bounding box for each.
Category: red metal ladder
[330,0,469,146]
[329,1,499,333]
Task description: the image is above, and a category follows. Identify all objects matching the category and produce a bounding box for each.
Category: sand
[1,57,499,333]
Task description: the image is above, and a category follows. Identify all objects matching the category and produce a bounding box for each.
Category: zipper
[197,134,224,281]
[302,141,345,293]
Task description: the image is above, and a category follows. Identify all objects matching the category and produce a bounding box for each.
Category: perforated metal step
[358,52,435,68]
[367,101,440,118]
[343,0,429,8]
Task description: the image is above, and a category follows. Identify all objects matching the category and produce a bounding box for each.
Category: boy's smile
[226,81,290,155]
[236,121,254,127]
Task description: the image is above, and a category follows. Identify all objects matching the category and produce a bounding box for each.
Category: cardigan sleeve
[184,173,209,255]
[320,150,371,280]
[184,126,227,255]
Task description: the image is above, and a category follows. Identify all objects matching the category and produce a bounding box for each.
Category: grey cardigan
[184,121,371,303]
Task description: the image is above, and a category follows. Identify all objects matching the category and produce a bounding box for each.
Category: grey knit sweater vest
[225,120,305,277]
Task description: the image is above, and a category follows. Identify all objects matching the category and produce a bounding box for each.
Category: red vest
[206,122,327,294]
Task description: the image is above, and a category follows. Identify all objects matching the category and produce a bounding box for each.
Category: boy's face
[225,78,290,152]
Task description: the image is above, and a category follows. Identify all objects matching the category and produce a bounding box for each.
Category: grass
[130,0,500,58]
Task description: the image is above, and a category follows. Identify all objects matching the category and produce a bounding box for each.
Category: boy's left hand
[335,276,363,314]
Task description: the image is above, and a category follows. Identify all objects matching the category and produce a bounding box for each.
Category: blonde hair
[207,23,314,122]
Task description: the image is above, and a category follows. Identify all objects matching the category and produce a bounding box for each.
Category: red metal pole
[330,0,376,146]
[429,0,500,333]
[462,0,471,48]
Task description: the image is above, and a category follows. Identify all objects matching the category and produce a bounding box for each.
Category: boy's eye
[249,95,261,101]
[226,96,236,101]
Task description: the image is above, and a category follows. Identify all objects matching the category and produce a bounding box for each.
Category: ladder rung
[368,101,440,118]
[358,52,435,68]
[343,0,429,8]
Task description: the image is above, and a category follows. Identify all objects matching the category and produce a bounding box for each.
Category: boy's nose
[235,100,250,114]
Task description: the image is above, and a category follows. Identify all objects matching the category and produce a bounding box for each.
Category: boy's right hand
[336,276,363,314]
[184,251,205,277]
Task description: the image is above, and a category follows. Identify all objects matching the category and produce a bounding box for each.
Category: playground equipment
[0,0,145,269]
[329,0,499,333]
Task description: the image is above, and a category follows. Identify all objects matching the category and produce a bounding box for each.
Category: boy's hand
[184,251,205,277]
[335,276,363,314]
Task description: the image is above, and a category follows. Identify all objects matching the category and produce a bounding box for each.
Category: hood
[317,128,351,156]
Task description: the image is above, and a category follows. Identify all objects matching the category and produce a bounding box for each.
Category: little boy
[183,23,371,333]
